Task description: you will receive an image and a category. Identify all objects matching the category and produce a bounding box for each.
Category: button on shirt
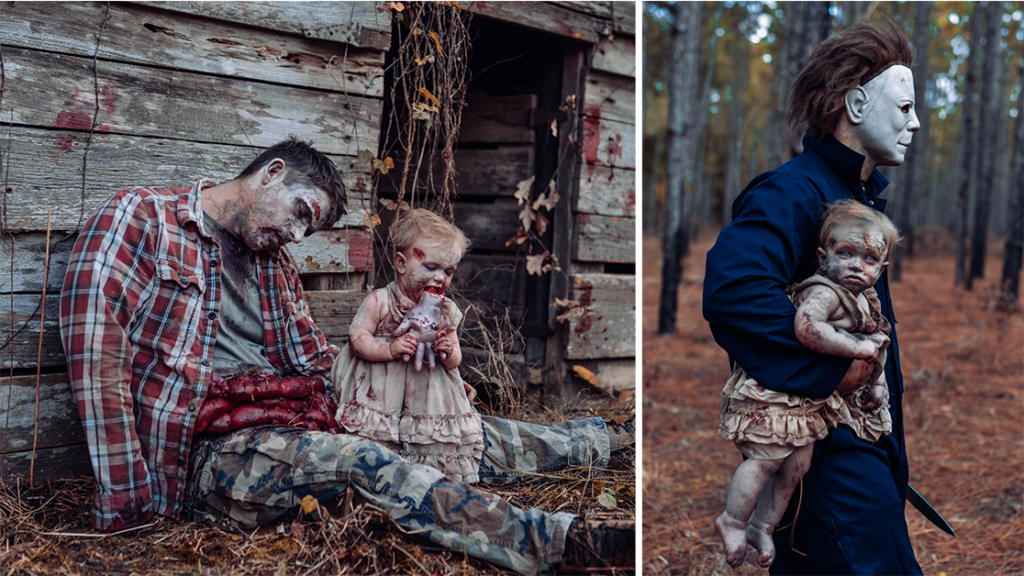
[59,180,339,531]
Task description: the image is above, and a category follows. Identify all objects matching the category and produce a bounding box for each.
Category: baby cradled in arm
[715,199,900,568]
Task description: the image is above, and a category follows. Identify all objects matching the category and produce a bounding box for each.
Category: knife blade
[908,484,956,537]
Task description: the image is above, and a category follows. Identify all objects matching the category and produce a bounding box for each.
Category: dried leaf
[414,55,435,66]
[597,491,618,509]
[418,87,441,107]
[390,1,405,12]
[550,118,558,137]
[518,205,535,231]
[362,212,382,229]
[526,252,549,276]
[553,298,579,308]
[428,31,444,57]
[505,230,531,246]
[448,1,463,8]
[380,198,409,211]
[532,183,560,211]
[411,101,437,121]
[572,365,605,386]
[535,211,549,236]
[412,27,424,36]
[560,94,577,114]
[372,156,395,174]
[358,149,375,165]
[556,308,579,323]
[301,494,319,515]
[514,176,535,205]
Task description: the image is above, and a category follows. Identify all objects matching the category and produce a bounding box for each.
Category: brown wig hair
[788,16,914,138]
[819,199,901,259]
[238,136,347,227]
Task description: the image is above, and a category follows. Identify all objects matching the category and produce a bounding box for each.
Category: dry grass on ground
[641,232,1023,575]
[0,402,634,575]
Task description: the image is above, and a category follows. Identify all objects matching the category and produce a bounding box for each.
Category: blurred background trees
[644,1,1024,331]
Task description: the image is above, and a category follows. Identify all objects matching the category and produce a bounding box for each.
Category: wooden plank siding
[2,128,372,232]
[565,273,635,360]
[139,1,393,50]
[0,2,387,98]
[1,46,382,158]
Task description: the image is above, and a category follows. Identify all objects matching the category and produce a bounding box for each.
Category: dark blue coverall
[703,133,923,575]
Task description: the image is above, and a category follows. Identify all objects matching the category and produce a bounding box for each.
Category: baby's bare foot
[714,512,748,568]
[746,521,776,568]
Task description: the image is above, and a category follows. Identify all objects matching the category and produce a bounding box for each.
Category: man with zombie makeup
[60,137,633,575]
[703,19,924,574]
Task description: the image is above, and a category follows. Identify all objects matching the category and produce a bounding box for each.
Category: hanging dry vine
[366,2,472,225]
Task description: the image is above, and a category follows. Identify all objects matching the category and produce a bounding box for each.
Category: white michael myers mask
[844,64,920,168]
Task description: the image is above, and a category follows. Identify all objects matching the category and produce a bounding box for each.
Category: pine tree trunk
[999,57,1024,309]
[658,2,703,335]
[967,1,1004,290]
[955,3,981,287]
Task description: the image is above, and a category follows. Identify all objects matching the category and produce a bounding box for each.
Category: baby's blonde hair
[819,199,901,259]
[390,208,470,256]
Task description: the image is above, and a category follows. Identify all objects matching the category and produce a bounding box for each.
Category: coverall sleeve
[702,171,851,399]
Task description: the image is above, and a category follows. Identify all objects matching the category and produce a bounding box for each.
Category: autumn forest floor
[641,231,1023,575]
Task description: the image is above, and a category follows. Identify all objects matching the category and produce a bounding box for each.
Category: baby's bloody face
[397,239,462,300]
[817,223,888,294]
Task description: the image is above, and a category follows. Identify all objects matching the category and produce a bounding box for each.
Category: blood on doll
[392,285,446,370]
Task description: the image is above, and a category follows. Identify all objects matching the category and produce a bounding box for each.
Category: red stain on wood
[55,134,78,152]
[575,315,593,334]
[53,110,91,130]
[347,232,373,272]
[577,280,593,307]
[582,117,602,165]
[100,84,117,115]
[607,133,623,161]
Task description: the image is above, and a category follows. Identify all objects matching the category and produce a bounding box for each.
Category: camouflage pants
[185,416,610,575]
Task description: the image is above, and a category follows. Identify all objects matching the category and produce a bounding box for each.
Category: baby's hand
[433,331,453,361]
[860,380,887,411]
[463,381,477,403]
[854,340,879,361]
[389,333,418,361]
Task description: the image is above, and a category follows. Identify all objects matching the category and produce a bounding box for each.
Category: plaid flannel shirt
[59,180,339,531]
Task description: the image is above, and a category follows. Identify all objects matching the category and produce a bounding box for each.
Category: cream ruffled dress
[718,274,893,460]
[331,282,484,483]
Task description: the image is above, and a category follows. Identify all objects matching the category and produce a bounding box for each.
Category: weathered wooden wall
[0,1,389,481]
[561,9,636,396]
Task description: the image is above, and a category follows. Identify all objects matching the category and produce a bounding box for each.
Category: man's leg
[186,426,575,575]
[477,416,614,486]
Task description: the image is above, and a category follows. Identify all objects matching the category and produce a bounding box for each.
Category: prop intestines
[393,287,445,370]
[195,372,341,435]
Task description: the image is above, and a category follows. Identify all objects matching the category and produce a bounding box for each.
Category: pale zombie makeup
[817,222,889,294]
[396,239,463,300]
[857,65,920,168]
[243,181,331,251]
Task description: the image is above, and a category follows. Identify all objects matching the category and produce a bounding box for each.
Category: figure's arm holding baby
[349,289,418,362]
[793,286,879,360]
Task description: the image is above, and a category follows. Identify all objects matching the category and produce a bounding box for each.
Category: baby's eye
[839,251,851,258]
[865,255,876,263]
[425,264,437,271]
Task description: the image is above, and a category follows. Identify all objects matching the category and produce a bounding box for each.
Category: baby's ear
[394,251,408,274]
[881,260,890,269]
[817,246,827,266]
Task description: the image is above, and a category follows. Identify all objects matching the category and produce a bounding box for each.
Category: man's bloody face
[858,65,920,168]
[242,178,332,252]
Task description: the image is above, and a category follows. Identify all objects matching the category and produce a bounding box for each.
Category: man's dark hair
[238,136,347,227]
[788,17,914,138]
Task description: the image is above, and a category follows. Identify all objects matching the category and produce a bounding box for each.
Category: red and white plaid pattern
[59,180,339,530]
